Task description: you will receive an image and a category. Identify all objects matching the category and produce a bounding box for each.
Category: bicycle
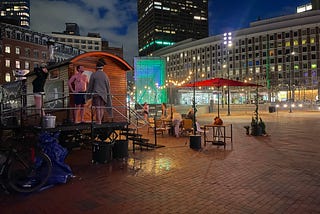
[0,130,52,193]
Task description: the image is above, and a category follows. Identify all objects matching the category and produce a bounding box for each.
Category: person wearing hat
[87,58,113,124]
[32,63,48,116]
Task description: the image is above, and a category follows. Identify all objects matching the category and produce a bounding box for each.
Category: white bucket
[42,115,56,128]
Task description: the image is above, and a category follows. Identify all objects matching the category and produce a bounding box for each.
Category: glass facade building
[0,0,30,28]
[138,0,208,56]
[153,10,320,105]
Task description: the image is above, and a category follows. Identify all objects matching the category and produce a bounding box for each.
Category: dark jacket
[32,67,48,93]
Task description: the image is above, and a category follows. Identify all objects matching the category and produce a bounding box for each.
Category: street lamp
[224,32,232,116]
[166,79,175,119]
[287,51,295,113]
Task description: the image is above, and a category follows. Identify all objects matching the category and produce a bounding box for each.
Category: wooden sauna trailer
[1,51,133,149]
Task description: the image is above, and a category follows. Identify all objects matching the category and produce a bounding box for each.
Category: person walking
[161,102,167,119]
[143,102,149,121]
[32,63,48,116]
[87,58,112,124]
[68,65,89,123]
[172,109,182,138]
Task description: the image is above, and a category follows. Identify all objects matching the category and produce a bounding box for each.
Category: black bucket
[92,141,113,164]
[113,140,128,159]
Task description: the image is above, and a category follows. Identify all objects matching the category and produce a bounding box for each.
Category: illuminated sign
[134,57,167,104]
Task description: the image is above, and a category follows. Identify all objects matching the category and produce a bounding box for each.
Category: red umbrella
[180,78,262,117]
[181,78,261,88]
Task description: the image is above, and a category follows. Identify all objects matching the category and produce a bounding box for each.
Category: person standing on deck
[68,65,89,123]
[87,58,112,124]
[32,63,48,116]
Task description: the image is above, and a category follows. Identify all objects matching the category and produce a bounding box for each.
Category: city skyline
[31,0,311,64]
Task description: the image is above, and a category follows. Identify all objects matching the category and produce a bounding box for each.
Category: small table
[203,124,233,149]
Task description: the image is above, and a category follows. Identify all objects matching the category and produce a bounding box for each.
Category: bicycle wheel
[7,148,52,193]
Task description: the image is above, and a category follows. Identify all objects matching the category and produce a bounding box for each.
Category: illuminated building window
[5,59,10,67]
[311,64,317,69]
[25,61,29,69]
[302,39,307,45]
[269,50,274,56]
[15,47,20,54]
[310,38,315,43]
[278,65,282,71]
[15,60,20,69]
[5,73,11,82]
[293,40,298,46]
[5,46,10,53]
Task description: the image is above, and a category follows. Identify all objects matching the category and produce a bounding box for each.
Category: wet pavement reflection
[1,111,320,213]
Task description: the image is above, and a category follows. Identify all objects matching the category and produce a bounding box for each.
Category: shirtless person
[68,65,89,123]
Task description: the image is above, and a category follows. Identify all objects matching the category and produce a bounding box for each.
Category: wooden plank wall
[24,53,130,124]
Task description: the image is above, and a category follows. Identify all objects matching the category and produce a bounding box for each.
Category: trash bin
[113,140,128,159]
[269,106,276,113]
[189,135,201,150]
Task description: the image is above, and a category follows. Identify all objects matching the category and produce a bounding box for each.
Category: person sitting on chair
[186,108,194,120]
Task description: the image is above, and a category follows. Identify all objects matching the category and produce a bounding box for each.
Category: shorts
[74,92,86,105]
[92,95,106,106]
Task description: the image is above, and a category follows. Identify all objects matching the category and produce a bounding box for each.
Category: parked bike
[0,132,52,193]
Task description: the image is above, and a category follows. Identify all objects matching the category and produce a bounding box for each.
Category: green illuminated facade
[134,57,167,104]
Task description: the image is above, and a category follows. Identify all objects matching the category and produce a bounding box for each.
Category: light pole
[288,52,295,113]
[166,79,174,119]
[192,67,197,135]
[224,32,232,116]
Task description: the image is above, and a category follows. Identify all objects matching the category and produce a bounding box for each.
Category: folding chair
[180,119,193,136]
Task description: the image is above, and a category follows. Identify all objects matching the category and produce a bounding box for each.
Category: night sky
[31,0,311,63]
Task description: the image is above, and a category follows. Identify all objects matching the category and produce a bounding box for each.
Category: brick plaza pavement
[1,110,320,213]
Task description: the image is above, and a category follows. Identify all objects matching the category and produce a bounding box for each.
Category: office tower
[138,0,208,56]
[0,0,30,28]
[312,0,320,10]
